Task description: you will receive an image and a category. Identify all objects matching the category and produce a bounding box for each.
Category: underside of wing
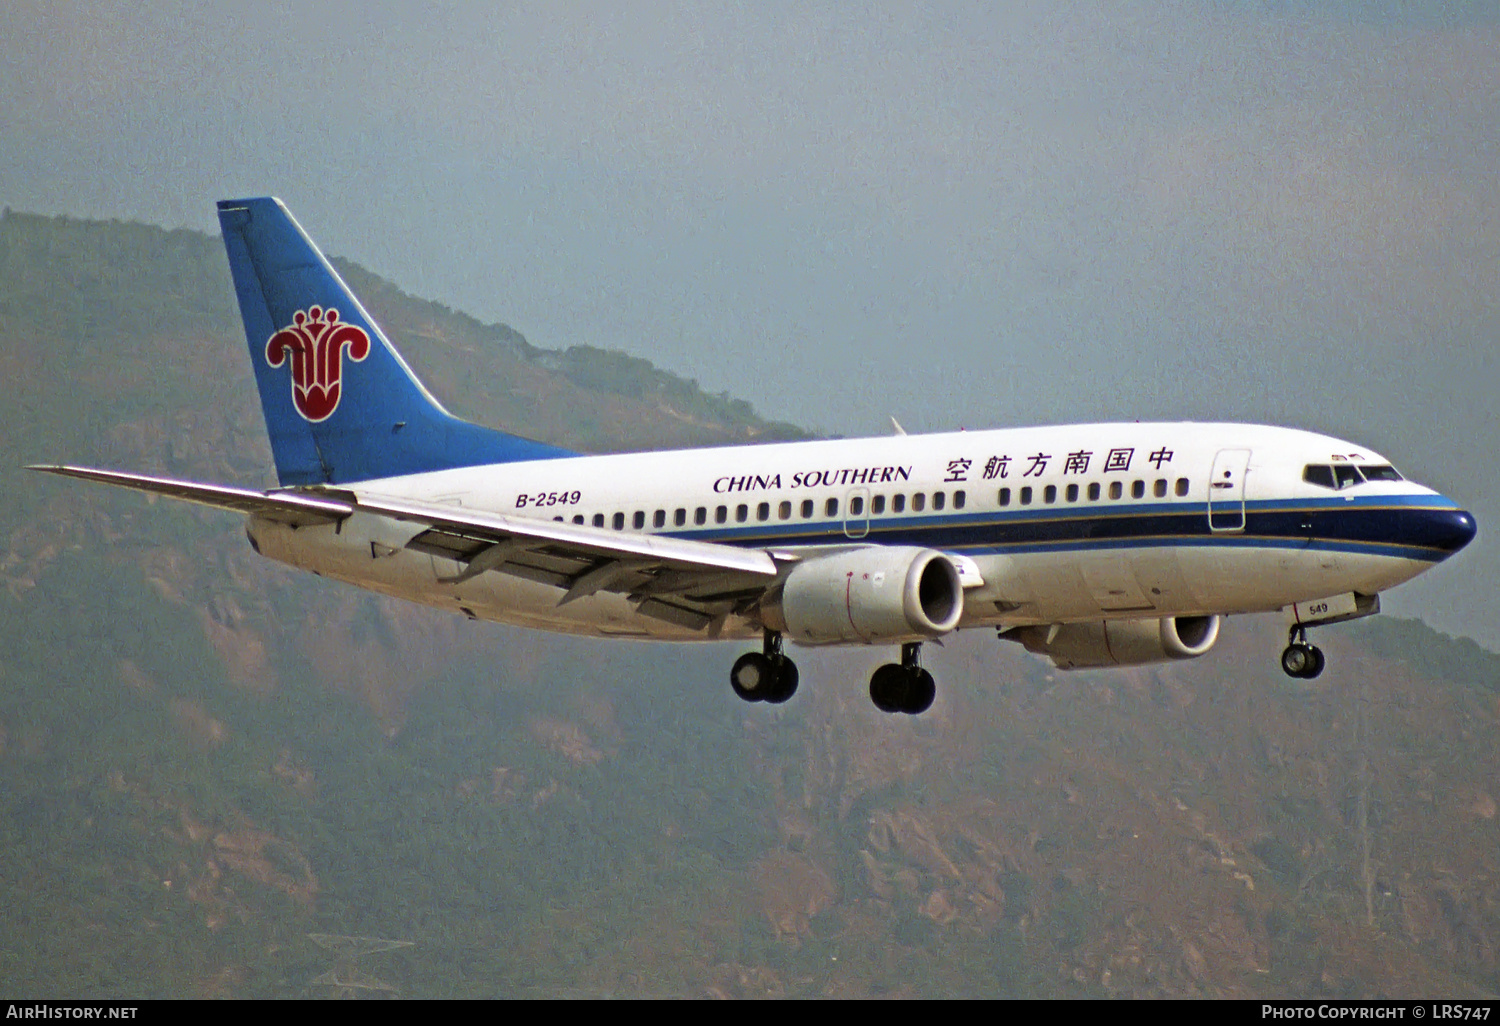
[348,493,783,631]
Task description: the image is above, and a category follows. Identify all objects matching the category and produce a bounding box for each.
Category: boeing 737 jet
[32,198,1477,714]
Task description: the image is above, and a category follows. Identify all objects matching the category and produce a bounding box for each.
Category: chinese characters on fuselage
[708,445,1176,496]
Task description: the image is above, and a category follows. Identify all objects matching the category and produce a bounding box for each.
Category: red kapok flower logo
[265,306,371,422]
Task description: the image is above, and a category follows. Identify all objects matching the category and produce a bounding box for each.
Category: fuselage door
[1208,449,1251,533]
[844,487,870,539]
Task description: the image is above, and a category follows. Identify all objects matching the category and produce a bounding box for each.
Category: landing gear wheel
[907,668,936,715]
[869,652,937,716]
[1280,643,1325,679]
[1281,625,1326,680]
[1304,645,1325,679]
[765,657,799,704]
[731,630,799,705]
[731,652,774,702]
[870,663,907,713]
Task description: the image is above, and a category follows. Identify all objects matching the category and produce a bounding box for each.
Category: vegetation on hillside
[1,209,1497,998]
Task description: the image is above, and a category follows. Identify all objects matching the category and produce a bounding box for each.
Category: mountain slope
[1,209,1495,998]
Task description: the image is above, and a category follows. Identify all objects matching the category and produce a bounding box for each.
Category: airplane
[31,198,1477,715]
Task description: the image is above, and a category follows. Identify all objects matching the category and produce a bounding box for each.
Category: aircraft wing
[30,466,784,631]
[350,492,781,631]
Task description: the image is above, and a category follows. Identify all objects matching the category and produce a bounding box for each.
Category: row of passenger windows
[998,477,1190,506]
[567,490,972,529]
[1302,463,1402,490]
[559,478,1193,530]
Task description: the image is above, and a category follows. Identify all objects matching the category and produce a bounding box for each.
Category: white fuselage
[246,421,1468,643]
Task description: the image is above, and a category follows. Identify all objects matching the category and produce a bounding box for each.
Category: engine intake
[763,547,964,645]
[1011,615,1221,669]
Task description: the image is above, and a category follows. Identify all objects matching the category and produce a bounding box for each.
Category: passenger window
[778,501,792,520]
[553,516,563,522]
[593,513,605,528]
[953,490,966,509]
[1154,479,1167,498]
[1131,480,1145,499]
[850,496,865,515]
[756,502,770,522]
[694,507,707,526]
[1020,486,1033,505]
[633,511,646,529]
[653,509,666,528]
[674,508,687,526]
[800,499,814,518]
[871,495,886,514]
[735,504,748,523]
[1109,481,1123,500]
[573,514,584,525]
[1066,483,1078,502]
[1044,485,1057,504]
[1088,482,1100,501]
[933,492,946,511]
[612,512,625,530]
[715,506,727,524]
[998,487,1011,507]
[893,494,906,513]
[825,498,839,517]
[1175,478,1189,497]
[912,494,926,512]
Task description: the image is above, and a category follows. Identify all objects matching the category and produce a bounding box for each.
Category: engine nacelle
[1012,615,1221,669]
[762,547,964,645]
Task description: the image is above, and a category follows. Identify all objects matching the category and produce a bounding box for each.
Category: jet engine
[1010,615,1221,669]
[761,547,964,645]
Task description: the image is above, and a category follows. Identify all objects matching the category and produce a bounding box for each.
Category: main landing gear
[730,630,799,705]
[1280,625,1325,680]
[869,642,936,715]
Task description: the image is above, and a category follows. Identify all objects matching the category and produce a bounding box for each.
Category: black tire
[1304,645,1325,680]
[1281,644,1312,678]
[730,652,773,702]
[870,663,906,713]
[765,657,799,704]
[905,668,936,715]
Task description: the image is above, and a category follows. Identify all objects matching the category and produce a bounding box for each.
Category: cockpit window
[1303,465,1336,489]
[1303,462,1404,490]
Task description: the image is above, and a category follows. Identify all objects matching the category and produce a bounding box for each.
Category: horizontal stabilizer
[27,465,351,527]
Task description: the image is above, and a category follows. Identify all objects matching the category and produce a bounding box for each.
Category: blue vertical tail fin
[216,197,573,486]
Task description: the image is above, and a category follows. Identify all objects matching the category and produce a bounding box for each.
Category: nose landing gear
[869,642,936,715]
[730,629,799,704]
[1281,625,1325,679]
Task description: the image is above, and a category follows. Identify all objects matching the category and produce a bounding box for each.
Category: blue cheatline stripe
[641,495,1470,563]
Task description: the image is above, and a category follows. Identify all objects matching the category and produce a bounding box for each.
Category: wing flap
[350,493,779,579]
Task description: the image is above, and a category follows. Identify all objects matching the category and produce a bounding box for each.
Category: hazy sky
[4,1,1497,646]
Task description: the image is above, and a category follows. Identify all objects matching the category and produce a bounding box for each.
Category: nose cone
[1429,507,1478,557]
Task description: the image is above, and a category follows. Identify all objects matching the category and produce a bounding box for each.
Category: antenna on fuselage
[890,417,907,436]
